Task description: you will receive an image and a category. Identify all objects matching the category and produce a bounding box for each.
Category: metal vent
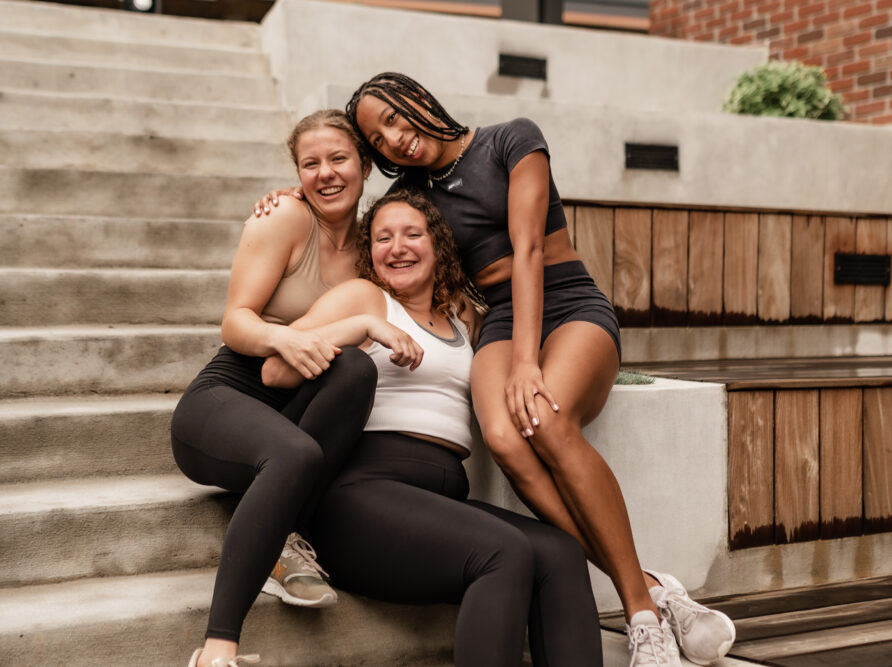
[835,253,891,285]
[625,143,679,171]
[498,54,547,80]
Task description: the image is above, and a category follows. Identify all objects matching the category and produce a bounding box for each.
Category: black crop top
[394,118,567,276]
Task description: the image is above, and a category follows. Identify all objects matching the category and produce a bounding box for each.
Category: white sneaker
[646,570,736,665]
[261,532,337,607]
[626,610,682,667]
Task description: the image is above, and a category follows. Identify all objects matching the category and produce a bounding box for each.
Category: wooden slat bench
[624,357,892,550]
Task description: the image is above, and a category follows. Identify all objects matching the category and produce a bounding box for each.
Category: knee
[534,528,587,574]
[481,422,532,478]
[527,411,580,469]
[330,346,377,403]
[271,437,325,481]
[472,525,535,584]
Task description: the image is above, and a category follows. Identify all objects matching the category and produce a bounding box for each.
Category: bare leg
[471,323,657,620]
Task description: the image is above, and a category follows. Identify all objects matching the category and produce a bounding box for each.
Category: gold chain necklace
[427,133,466,188]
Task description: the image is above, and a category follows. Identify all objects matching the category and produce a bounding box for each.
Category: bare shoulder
[241,196,314,245]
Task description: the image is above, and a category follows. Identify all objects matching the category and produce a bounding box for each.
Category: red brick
[771,36,795,50]
[758,1,781,15]
[858,71,889,85]
[827,19,858,38]
[784,19,812,34]
[830,76,855,92]
[802,55,824,66]
[874,84,892,98]
[879,0,892,9]
[706,17,726,29]
[812,37,844,55]
[860,14,890,30]
[784,46,811,59]
[843,89,871,103]
[877,26,892,39]
[744,17,767,32]
[693,6,715,21]
[855,100,887,114]
[843,31,873,48]
[770,10,796,23]
[730,8,753,22]
[798,2,826,19]
[718,25,741,40]
[842,60,871,75]
[824,65,840,78]
[859,42,892,58]
[692,30,717,41]
[730,34,756,44]
[718,0,739,14]
[798,28,825,43]
[842,4,872,20]
[827,50,855,65]
[757,26,782,39]
[870,113,892,124]
[813,10,841,26]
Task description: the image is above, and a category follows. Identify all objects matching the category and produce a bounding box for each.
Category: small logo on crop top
[446,178,463,192]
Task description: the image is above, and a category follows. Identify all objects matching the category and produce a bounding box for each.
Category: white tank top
[365,290,474,452]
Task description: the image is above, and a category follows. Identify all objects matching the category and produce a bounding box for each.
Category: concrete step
[0,129,294,177]
[0,90,292,142]
[0,58,278,106]
[0,325,220,398]
[0,268,228,326]
[0,28,270,76]
[0,167,287,219]
[0,474,233,587]
[0,0,261,50]
[0,214,241,269]
[0,568,457,666]
[0,394,179,483]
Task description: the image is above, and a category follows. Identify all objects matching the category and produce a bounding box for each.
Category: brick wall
[650,1,892,124]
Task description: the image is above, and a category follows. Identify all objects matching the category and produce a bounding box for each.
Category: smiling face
[370,202,437,296]
[354,94,448,170]
[295,126,367,222]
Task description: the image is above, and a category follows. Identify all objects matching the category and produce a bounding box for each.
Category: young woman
[172,110,421,667]
[262,189,603,666]
[253,75,736,667]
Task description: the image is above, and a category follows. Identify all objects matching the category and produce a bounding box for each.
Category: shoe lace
[283,533,330,578]
[628,623,674,667]
[656,588,706,636]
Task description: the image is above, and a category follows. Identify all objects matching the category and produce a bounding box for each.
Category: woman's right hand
[252,187,304,217]
[272,326,340,379]
[366,317,424,370]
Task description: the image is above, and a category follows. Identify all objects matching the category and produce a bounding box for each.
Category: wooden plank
[723,212,759,324]
[774,390,819,543]
[575,206,614,302]
[886,218,892,322]
[863,387,892,533]
[734,598,892,642]
[728,391,774,549]
[757,213,792,323]
[771,641,892,667]
[563,204,575,245]
[854,217,887,322]
[823,216,856,322]
[651,209,688,326]
[705,575,892,619]
[612,207,651,326]
[790,215,824,322]
[820,388,864,539]
[687,211,723,325]
[731,619,892,661]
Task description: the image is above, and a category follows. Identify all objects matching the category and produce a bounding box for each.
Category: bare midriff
[473,227,578,289]
[397,431,470,459]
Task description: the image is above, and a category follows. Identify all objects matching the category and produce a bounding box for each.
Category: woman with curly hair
[261,189,603,667]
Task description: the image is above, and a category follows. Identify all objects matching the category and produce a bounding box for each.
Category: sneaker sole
[261,577,338,608]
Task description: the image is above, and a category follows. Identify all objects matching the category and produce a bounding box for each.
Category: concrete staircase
[0,2,457,664]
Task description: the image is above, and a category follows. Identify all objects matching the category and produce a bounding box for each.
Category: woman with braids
[256,72,735,667]
[262,189,604,667]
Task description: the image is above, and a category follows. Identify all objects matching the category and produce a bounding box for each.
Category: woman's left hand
[505,361,559,438]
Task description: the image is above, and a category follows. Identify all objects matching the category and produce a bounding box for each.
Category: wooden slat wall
[572,205,890,327]
[728,386,892,549]
[774,390,819,543]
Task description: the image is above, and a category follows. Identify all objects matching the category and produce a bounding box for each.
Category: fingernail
[263,207,269,213]
[553,404,560,411]
[532,417,539,426]
[524,428,533,437]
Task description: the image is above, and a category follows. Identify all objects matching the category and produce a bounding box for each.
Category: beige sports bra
[260,211,330,325]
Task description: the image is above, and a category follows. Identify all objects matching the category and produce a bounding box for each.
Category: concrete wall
[261,0,891,216]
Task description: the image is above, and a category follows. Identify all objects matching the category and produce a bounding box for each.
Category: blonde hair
[287,109,372,175]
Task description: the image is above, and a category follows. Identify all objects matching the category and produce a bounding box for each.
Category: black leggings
[311,432,603,667]
[171,346,376,642]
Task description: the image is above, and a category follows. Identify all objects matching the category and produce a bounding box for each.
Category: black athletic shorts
[476,260,621,361]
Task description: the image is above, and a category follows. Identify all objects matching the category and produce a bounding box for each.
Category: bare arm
[504,151,559,436]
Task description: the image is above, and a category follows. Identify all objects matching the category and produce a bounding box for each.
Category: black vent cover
[498,54,547,80]
[834,253,891,285]
[625,143,679,171]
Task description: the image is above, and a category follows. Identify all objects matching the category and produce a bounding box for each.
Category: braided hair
[345,72,468,178]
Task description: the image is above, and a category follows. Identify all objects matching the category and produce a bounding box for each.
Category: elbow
[260,359,281,387]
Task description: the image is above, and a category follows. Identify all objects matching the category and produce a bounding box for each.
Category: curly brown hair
[356,190,475,327]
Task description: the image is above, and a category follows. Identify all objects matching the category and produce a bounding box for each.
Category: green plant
[723,61,846,120]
